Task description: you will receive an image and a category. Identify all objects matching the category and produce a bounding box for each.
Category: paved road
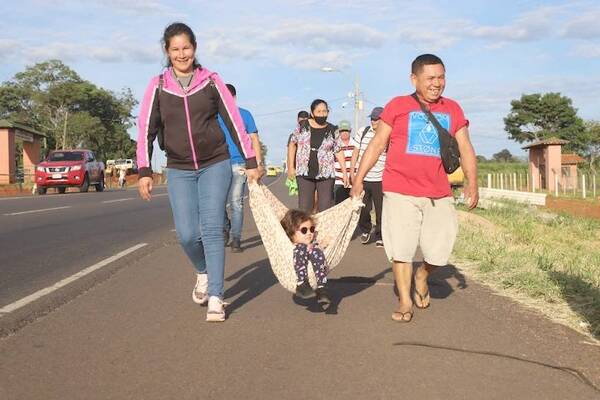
[0,186,173,307]
[1,177,599,399]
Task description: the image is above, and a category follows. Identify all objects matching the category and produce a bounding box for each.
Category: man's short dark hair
[411,54,445,74]
[226,83,236,97]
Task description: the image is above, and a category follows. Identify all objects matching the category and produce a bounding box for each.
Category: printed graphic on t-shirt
[406,111,451,157]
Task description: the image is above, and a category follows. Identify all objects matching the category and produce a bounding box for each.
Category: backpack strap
[156,74,165,151]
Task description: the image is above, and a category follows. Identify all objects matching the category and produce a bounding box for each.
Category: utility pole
[353,73,363,132]
[321,66,363,130]
[62,109,69,150]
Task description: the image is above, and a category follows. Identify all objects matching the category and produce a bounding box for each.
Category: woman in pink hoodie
[136,22,260,322]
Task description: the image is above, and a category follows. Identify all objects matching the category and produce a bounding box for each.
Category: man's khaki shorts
[382,192,458,266]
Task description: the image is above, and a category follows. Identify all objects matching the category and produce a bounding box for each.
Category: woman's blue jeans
[166,159,232,298]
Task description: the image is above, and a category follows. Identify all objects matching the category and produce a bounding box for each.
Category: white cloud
[95,0,174,16]
[396,27,461,51]
[281,50,353,70]
[0,39,18,58]
[197,20,385,69]
[16,40,158,65]
[467,6,558,42]
[571,42,600,59]
[264,22,385,50]
[561,8,600,38]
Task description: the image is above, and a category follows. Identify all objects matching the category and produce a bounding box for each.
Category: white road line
[0,243,148,315]
[3,206,72,216]
[102,198,134,204]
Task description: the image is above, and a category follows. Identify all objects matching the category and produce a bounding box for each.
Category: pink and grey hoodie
[136,67,256,178]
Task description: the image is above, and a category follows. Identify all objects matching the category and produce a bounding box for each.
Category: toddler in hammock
[281,209,331,307]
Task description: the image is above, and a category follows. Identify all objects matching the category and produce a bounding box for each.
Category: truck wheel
[37,187,47,195]
[58,187,66,194]
[95,175,105,192]
[80,175,89,193]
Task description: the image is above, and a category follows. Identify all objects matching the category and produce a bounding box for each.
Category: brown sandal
[414,288,430,309]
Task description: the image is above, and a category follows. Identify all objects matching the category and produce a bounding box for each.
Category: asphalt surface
[0,185,173,307]
[1,176,599,399]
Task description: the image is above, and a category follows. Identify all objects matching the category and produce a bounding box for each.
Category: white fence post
[555,174,559,197]
[513,173,517,191]
[594,175,597,198]
[582,175,586,199]
[500,174,504,190]
[487,174,491,189]
[532,172,536,193]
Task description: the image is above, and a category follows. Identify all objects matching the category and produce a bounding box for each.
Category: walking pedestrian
[350,107,386,246]
[219,83,264,252]
[333,120,355,204]
[351,54,478,323]
[136,22,260,322]
[118,166,127,189]
[287,99,348,212]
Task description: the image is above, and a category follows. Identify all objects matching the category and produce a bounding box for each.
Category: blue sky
[1,0,599,167]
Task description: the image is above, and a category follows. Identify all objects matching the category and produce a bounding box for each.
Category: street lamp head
[320,66,336,72]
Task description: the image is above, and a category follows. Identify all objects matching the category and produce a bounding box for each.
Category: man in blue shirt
[219,84,264,252]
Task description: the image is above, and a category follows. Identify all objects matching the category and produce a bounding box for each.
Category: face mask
[313,116,327,125]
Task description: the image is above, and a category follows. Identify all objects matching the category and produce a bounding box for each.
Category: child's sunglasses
[298,226,316,235]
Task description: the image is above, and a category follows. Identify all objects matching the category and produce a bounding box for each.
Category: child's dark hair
[281,209,314,240]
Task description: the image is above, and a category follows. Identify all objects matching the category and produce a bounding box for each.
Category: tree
[0,60,137,161]
[504,93,586,153]
[492,149,514,163]
[583,120,600,173]
[476,155,487,163]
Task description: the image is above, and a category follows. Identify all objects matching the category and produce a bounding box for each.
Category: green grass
[478,161,528,175]
[454,202,600,338]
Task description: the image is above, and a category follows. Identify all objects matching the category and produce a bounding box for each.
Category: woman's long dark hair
[162,22,201,69]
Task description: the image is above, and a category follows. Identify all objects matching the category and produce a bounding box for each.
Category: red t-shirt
[380,95,468,198]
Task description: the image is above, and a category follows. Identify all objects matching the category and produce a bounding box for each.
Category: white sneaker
[192,273,208,305]
[206,296,226,322]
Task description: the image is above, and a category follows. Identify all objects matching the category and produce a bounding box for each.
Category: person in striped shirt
[334,120,355,204]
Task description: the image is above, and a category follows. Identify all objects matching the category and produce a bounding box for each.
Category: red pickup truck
[35,149,105,195]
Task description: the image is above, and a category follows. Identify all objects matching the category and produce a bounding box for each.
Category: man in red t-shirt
[351,54,478,323]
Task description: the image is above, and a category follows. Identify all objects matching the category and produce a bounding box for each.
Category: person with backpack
[136,22,260,322]
[350,107,386,246]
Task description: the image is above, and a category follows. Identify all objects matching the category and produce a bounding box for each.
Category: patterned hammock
[248,183,363,293]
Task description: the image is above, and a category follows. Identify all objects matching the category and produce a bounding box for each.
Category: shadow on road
[224,258,276,316]
[429,263,468,300]
[239,235,263,251]
[548,270,600,340]
[293,267,393,315]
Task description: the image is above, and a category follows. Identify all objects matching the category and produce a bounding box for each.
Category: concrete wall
[22,139,41,183]
[546,144,562,192]
[479,187,547,206]
[0,128,16,184]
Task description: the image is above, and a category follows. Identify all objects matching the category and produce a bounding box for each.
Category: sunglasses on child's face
[298,226,315,235]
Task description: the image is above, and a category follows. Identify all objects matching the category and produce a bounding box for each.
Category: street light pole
[353,73,360,133]
[321,67,362,131]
